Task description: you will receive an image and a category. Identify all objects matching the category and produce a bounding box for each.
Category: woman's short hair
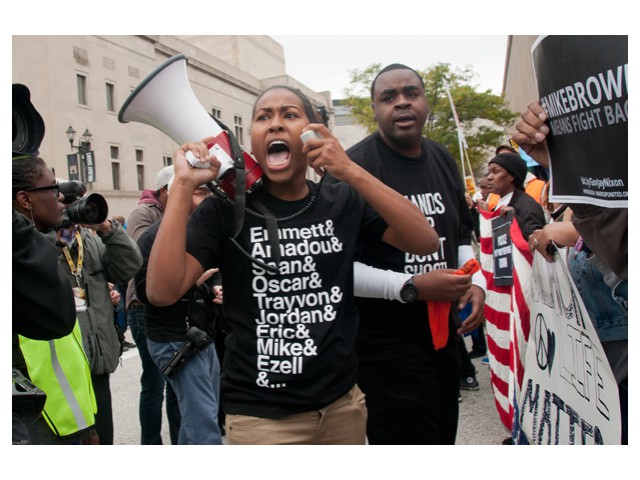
[12,155,47,200]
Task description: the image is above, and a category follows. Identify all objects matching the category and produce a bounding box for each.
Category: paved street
[111,333,508,445]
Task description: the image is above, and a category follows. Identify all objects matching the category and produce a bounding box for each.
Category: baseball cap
[154,165,174,190]
[166,175,209,193]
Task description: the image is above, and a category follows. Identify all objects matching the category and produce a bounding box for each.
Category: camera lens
[12,84,45,156]
[82,195,106,224]
[66,193,108,225]
[13,107,28,153]
[13,104,42,156]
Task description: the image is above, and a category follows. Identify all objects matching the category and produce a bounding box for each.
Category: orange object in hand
[427,258,480,350]
[455,258,480,276]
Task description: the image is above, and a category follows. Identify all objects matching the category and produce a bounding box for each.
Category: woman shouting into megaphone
[145,85,439,445]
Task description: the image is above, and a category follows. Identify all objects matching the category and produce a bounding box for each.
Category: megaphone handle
[186,150,211,169]
[185,144,235,180]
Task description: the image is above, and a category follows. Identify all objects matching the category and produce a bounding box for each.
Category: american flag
[478,209,535,434]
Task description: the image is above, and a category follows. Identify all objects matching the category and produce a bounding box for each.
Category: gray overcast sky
[271,36,509,100]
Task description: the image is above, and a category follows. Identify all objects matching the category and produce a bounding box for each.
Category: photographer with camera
[12,85,76,341]
[13,156,98,444]
[134,180,223,444]
[12,83,99,444]
[55,181,142,444]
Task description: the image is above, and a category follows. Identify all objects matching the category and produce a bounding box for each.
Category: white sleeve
[458,245,486,292]
[353,261,411,303]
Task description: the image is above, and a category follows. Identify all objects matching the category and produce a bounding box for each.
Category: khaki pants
[226,384,367,445]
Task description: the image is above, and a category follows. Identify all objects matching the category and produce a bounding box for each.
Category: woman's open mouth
[267,140,291,168]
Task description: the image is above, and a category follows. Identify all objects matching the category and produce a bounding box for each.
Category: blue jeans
[568,249,628,444]
[128,305,181,444]
[148,338,223,445]
[568,250,627,342]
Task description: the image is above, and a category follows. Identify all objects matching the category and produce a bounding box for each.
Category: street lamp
[65,125,94,184]
[66,125,92,151]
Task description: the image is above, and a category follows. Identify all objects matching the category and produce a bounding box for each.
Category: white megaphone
[118,53,262,198]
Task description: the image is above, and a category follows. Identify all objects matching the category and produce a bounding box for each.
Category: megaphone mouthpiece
[118,53,263,196]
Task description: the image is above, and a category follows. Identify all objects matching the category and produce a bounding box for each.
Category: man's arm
[353,261,411,302]
[353,248,484,304]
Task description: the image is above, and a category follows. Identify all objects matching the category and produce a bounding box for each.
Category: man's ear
[371,102,379,123]
[15,191,32,211]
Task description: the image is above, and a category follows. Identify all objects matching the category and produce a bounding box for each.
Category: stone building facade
[12,35,333,217]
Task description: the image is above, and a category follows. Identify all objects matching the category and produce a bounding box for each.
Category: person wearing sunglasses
[13,155,97,444]
[13,159,64,232]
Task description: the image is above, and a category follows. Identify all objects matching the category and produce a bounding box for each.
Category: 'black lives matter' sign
[532,35,628,207]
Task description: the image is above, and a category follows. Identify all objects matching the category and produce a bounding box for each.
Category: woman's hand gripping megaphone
[185,149,212,169]
[173,138,221,190]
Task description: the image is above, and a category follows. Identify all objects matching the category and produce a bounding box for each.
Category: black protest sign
[532,35,628,207]
[492,212,513,287]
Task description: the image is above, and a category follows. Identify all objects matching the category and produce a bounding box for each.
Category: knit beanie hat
[489,152,527,190]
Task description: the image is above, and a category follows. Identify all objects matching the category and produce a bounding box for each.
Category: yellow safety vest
[19,321,96,438]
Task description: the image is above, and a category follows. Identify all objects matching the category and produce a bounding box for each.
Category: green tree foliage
[343,63,518,177]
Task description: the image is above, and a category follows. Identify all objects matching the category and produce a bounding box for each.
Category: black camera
[12,369,47,420]
[59,180,109,225]
[160,326,211,379]
[13,84,45,157]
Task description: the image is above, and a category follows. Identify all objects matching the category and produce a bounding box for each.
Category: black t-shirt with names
[347,132,474,361]
[186,180,386,418]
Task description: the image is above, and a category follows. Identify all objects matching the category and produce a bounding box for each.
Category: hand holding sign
[523,36,628,207]
[513,102,551,169]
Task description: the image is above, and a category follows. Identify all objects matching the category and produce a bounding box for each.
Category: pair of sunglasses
[24,183,60,196]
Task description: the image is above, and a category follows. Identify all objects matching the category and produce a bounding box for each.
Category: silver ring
[533,238,539,248]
